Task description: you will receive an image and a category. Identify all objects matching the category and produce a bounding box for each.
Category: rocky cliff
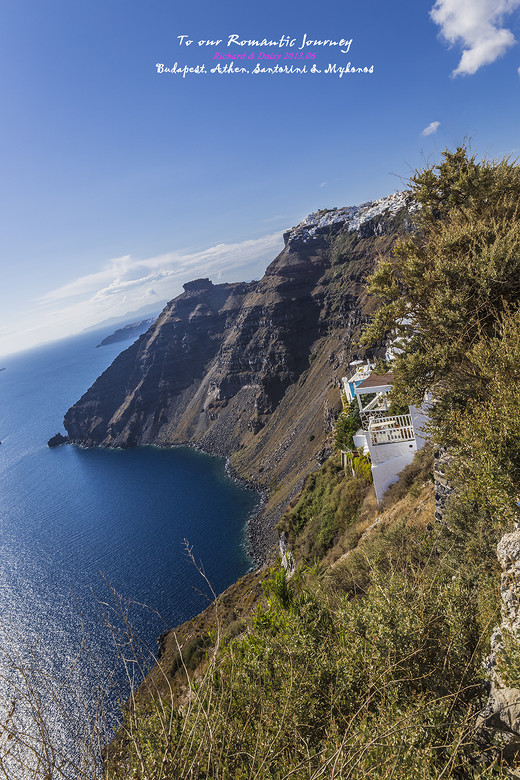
[64,192,413,560]
[479,528,520,765]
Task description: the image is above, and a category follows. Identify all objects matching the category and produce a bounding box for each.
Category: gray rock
[433,447,453,523]
[47,432,69,448]
[479,527,520,763]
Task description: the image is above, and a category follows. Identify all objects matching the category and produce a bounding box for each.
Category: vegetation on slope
[105,447,504,778]
[102,147,520,778]
[278,453,371,563]
[6,146,520,778]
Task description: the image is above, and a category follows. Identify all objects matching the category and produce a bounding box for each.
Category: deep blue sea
[0,326,259,764]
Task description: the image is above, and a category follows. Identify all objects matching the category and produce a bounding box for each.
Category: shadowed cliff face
[64,194,412,559]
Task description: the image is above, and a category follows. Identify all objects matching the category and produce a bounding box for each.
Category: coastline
[223,456,271,566]
[64,437,273,566]
[172,438,271,565]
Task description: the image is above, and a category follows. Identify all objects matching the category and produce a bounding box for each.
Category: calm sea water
[0,327,259,765]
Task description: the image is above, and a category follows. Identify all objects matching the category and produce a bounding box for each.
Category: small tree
[362,145,520,442]
[334,399,361,451]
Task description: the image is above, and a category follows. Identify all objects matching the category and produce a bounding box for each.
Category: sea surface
[0,326,259,769]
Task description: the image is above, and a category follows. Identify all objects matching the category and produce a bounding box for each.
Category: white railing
[362,391,389,413]
[368,414,415,446]
[359,392,391,429]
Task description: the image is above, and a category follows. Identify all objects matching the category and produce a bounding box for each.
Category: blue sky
[1,0,520,357]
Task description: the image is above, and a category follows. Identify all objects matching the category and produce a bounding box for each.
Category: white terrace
[354,371,395,428]
[368,414,415,446]
[341,360,374,404]
[340,368,428,503]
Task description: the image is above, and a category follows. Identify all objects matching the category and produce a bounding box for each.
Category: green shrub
[170,633,212,676]
[334,398,361,451]
[279,456,369,562]
[350,452,373,482]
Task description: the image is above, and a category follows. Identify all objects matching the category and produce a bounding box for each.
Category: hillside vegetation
[5,148,520,778]
[101,148,520,778]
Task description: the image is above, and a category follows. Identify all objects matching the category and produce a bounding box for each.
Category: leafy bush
[349,451,373,482]
[278,456,369,561]
[334,398,361,451]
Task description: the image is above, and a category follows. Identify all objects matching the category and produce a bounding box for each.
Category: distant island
[96,318,156,348]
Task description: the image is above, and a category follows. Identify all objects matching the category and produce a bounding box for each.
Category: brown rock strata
[64,195,413,561]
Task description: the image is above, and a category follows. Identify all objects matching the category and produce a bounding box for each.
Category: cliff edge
[64,193,412,559]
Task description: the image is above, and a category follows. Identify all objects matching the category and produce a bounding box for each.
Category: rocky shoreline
[222,456,271,565]
[168,437,272,565]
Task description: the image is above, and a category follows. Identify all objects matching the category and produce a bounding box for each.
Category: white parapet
[352,430,368,453]
[366,409,433,502]
[409,404,429,448]
[366,414,418,501]
[339,359,430,503]
[368,414,414,446]
[368,437,417,466]
[371,454,416,503]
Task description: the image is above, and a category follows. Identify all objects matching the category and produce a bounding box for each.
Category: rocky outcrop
[47,432,69,448]
[434,447,453,524]
[63,193,413,560]
[479,528,520,767]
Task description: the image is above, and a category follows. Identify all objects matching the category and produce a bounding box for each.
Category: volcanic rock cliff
[64,193,413,560]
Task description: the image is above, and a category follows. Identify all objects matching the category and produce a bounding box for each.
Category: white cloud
[0,231,285,358]
[430,0,520,76]
[421,121,441,136]
[319,178,339,188]
[263,215,287,223]
[39,234,283,308]
[40,265,121,302]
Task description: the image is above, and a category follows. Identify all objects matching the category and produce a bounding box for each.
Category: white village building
[341,363,429,503]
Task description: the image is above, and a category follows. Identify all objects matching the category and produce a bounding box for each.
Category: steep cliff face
[64,193,413,559]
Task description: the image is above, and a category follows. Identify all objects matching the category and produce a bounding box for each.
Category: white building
[341,360,374,404]
[341,368,428,503]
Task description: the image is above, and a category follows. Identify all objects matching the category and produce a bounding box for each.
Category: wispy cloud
[421,121,441,136]
[430,0,520,76]
[40,233,283,309]
[319,178,339,188]
[0,232,284,358]
[263,215,287,223]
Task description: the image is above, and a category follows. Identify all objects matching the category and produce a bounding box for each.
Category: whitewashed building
[341,360,374,404]
[341,365,428,503]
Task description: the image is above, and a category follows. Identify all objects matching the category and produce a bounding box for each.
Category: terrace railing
[368,414,415,446]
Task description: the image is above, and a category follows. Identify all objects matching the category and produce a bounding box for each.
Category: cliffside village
[340,353,429,502]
